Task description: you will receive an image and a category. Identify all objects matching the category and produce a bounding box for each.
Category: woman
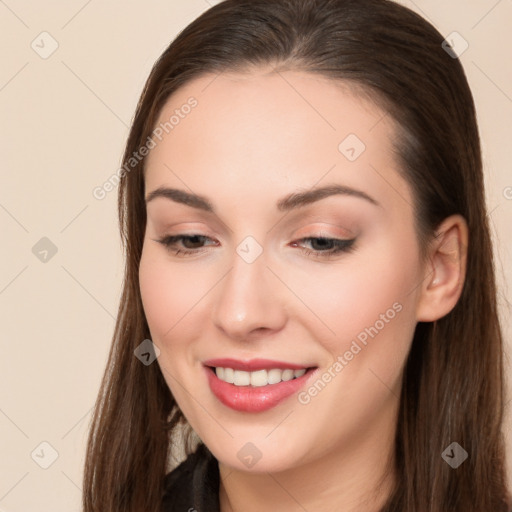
[82,0,511,510]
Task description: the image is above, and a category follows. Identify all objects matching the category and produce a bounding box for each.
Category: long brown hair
[82,0,511,510]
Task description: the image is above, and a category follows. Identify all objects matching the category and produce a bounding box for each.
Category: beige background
[0,1,510,510]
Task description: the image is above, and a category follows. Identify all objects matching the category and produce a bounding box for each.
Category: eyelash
[153,234,356,259]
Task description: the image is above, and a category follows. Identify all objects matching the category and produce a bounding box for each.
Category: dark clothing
[161,443,220,512]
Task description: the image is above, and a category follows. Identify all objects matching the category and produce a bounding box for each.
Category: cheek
[139,254,173,335]
[138,252,200,400]
[289,242,419,441]
[291,235,420,366]
[138,250,204,343]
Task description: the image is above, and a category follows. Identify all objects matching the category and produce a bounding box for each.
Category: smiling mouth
[207,366,314,387]
[203,360,319,413]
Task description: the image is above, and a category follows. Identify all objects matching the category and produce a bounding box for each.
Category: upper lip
[203,358,314,371]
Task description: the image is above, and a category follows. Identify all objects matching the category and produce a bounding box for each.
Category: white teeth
[267,368,282,384]
[224,367,235,383]
[282,369,294,381]
[250,370,268,387]
[214,367,308,386]
[233,370,251,386]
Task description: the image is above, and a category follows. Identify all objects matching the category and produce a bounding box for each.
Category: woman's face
[139,68,425,473]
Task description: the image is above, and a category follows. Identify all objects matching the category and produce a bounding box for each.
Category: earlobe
[416,214,469,322]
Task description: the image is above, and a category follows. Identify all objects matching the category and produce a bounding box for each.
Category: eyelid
[293,224,356,241]
[153,232,356,260]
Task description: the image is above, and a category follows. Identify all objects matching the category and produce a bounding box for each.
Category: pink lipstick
[203,358,317,413]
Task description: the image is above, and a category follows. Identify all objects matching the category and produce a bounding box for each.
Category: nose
[211,248,288,341]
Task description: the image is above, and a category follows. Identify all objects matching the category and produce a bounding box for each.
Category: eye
[153,234,217,257]
[152,234,356,259]
[292,237,356,259]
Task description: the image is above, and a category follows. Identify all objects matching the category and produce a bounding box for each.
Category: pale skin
[138,67,468,511]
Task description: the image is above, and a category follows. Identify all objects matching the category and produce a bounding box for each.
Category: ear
[416,214,469,322]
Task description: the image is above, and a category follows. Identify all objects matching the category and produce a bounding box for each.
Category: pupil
[312,238,331,250]
[185,235,203,248]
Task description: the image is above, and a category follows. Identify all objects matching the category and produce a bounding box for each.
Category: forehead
[144,69,413,216]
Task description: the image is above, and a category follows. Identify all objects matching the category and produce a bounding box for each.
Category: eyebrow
[145,184,380,212]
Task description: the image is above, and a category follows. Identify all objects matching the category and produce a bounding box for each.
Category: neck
[218,403,398,512]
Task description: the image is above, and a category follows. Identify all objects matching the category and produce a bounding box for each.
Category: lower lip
[205,366,316,413]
